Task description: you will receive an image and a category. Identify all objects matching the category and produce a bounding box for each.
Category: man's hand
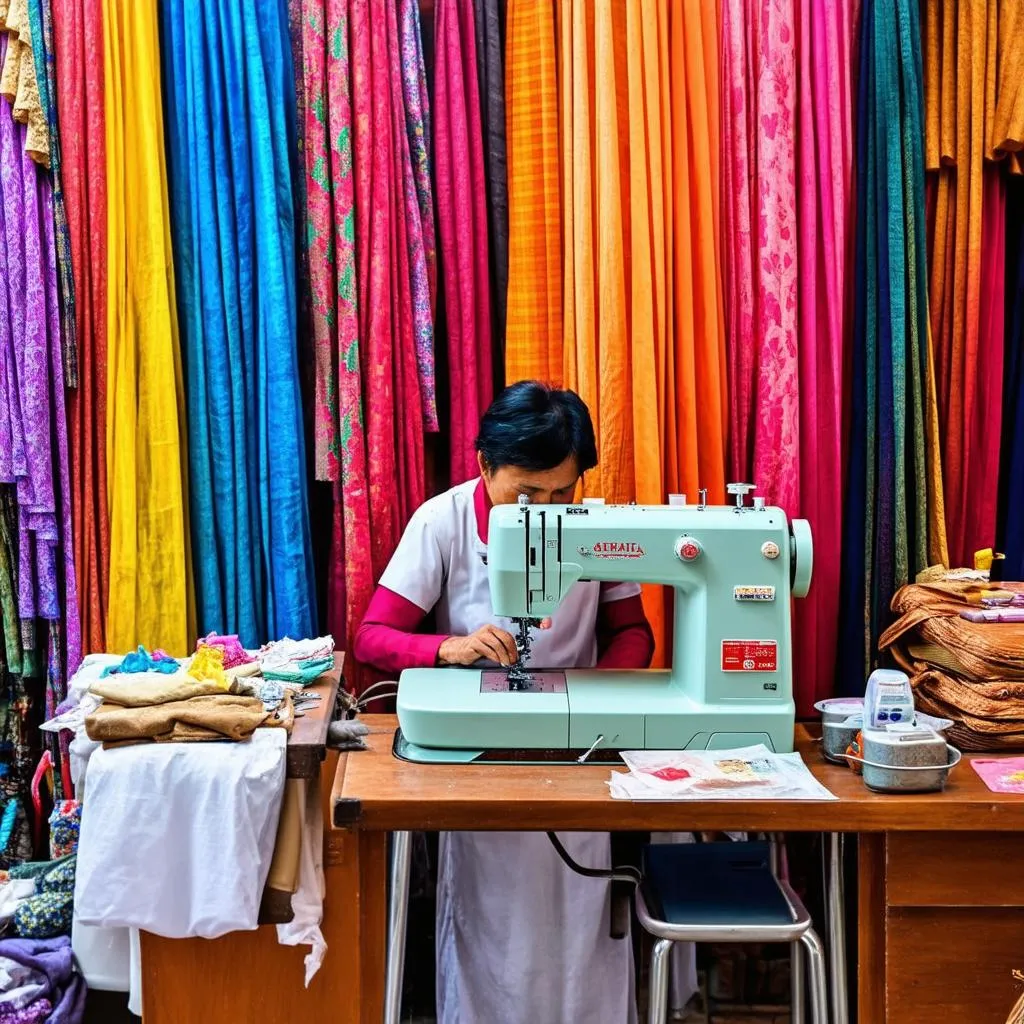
[438,625,520,667]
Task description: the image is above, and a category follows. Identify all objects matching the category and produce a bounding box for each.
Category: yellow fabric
[0,0,49,166]
[103,0,195,657]
[505,0,562,383]
[186,645,228,689]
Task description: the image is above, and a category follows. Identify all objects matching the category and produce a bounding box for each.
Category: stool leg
[827,832,849,1024]
[384,831,412,1024]
[648,938,673,1024]
[800,928,829,1024]
[791,940,805,1024]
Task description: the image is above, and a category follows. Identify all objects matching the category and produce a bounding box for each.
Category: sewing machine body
[396,499,813,762]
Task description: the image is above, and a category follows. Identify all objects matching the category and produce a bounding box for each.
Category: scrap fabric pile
[879,579,1024,750]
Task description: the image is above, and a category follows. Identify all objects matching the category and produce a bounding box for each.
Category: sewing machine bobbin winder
[395,486,813,763]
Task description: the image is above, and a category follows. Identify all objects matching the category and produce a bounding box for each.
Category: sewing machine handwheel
[790,518,813,598]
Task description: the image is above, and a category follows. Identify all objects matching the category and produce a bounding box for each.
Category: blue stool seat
[641,841,795,928]
[636,840,829,1024]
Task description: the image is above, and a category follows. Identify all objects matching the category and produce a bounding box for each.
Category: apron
[381,481,697,1022]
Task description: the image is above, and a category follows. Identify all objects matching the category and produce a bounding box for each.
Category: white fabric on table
[74,729,286,939]
[381,480,640,1024]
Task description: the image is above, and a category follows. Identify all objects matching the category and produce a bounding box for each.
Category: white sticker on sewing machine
[734,586,776,602]
[721,640,778,672]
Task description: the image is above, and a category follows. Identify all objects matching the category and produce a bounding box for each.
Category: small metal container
[815,698,865,764]
[848,726,961,793]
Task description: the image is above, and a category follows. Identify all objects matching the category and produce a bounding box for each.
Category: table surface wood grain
[330,715,1024,832]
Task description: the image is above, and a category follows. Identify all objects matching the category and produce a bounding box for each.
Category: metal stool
[637,841,829,1024]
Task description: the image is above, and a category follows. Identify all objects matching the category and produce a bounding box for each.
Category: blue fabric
[160,0,316,647]
[839,0,874,696]
[1001,181,1024,581]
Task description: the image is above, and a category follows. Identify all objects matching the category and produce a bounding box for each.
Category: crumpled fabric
[0,936,84,1024]
[258,636,334,672]
[197,632,253,670]
[186,645,227,688]
[100,646,179,678]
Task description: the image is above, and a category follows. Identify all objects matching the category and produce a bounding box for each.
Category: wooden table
[330,716,1024,1023]
[140,659,349,1023]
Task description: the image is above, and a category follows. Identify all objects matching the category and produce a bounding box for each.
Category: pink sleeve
[596,590,655,669]
[353,586,447,675]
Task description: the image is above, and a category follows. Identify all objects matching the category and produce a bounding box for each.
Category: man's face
[478,451,580,505]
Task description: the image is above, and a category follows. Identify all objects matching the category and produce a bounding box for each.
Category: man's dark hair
[474,381,598,473]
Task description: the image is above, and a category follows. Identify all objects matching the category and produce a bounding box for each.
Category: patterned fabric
[0,0,48,165]
[53,0,108,656]
[399,0,438,432]
[722,0,799,517]
[0,33,80,685]
[435,0,493,483]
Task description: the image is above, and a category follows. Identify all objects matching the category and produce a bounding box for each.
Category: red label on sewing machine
[721,640,778,672]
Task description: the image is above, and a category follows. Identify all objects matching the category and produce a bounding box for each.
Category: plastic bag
[608,745,837,801]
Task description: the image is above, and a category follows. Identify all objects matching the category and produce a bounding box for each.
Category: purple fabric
[0,997,51,1023]
[0,41,81,677]
[0,938,83,1024]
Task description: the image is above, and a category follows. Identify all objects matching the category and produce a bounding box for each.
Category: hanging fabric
[53,0,107,657]
[1002,179,1024,581]
[102,0,194,656]
[435,0,492,483]
[0,0,47,165]
[298,0,371,688]
[0,32,79,678]
[504,0,561,385]
[473,0,509,390]
[839,0,948,695]
[26,0,76,388]
[790,0,857,712]
[161,0,317,648]
[923,0,1011,568]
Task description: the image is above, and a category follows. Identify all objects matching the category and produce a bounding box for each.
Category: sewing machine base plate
[394,728,626,765]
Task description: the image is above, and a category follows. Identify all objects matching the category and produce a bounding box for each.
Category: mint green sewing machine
[395,486,813,763]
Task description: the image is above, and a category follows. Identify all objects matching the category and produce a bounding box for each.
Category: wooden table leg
[857,833,886,1024]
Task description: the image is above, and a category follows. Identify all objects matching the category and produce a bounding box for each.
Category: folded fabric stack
[879,580,1024,751]
[258,636,334,686]
[0,936,84,1023]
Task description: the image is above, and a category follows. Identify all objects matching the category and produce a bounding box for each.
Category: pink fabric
[959,167,1005,566]
[723,0,854,713]
[595,596,655,669]
[353,586,447,675]
[434,0,493,484]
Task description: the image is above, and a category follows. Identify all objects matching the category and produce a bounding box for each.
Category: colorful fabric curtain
[840,0,948,695]
[473,0,508,389]
[923,0,1011,570]
[504,0,561,385]
[161,0,317,648]
[53,0,107,657]
[0,33,79,676]
[435,0,492,483]
[102,0,194,656]
[1002,181,1024,582]
[721,0,856,712]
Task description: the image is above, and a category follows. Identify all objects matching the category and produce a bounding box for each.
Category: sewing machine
[395,487,813,763]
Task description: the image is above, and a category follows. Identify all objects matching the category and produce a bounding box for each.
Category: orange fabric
[543,0,725,664]
[505,0,562,384]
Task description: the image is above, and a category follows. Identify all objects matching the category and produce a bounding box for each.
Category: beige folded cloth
[86,692,294,747]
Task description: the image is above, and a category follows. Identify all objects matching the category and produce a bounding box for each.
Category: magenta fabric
[433,0,493,484]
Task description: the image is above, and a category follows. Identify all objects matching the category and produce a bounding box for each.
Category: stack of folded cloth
[85,643,292,749]
[257,636,334,686]
[879,579,1024,751]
